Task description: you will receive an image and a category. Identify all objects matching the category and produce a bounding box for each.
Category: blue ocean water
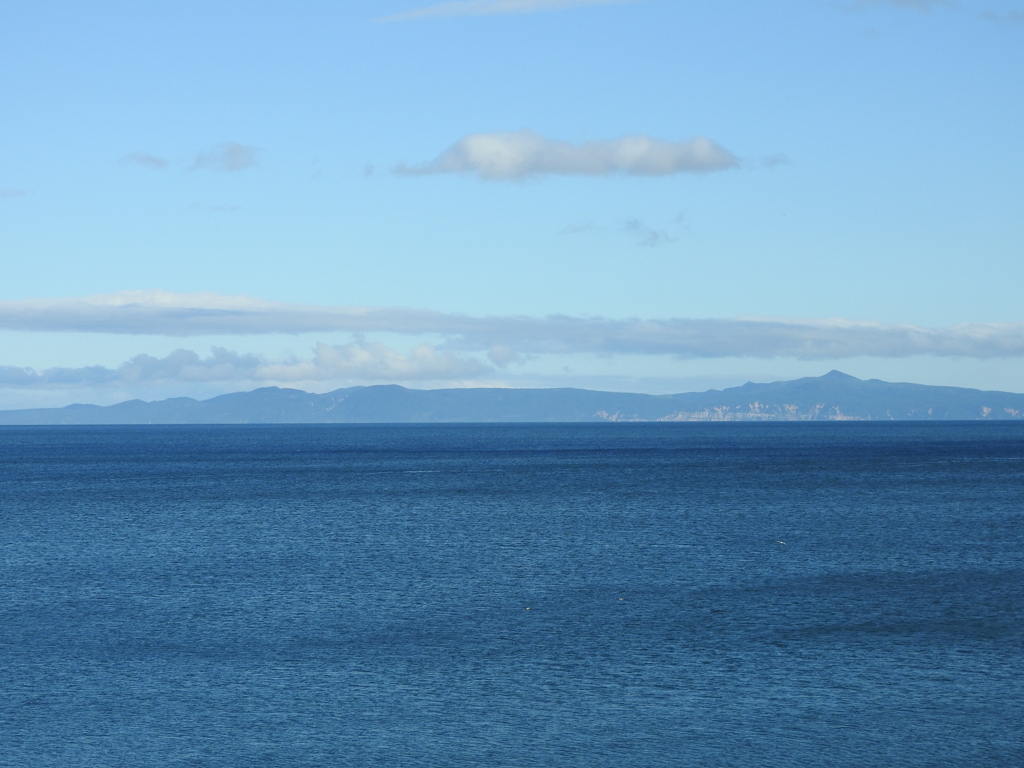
[1,423,1022,767]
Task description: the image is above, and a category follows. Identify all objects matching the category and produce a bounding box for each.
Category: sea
[1,423,1022,768]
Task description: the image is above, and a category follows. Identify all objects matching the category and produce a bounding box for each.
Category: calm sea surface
[1,423,1022,767]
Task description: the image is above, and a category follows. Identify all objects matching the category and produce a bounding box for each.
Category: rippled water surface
[2,423,1023,767]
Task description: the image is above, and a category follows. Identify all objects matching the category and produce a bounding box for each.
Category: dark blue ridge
[2,371,1024,424]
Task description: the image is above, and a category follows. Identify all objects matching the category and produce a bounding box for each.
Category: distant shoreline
[3,371,1024,425]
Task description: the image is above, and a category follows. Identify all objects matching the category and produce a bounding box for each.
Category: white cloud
[0,341,487,389]
[298,341,488,381]
[191,142,260,172]
[378,0,634,22]
[396,130,738,179]
[486,345,524,367]
[3,291,1024,361]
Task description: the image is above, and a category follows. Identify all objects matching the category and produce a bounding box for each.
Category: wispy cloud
[123,151,168,169]
[377,0,634,22]
[981,9,1024,24]
[0,341,487,389]
[623,218,675,248]
[565,214,682,246]
[850,0,955,10]
[396,130,738,180]
[760,154,792,168]
[3,291,1024,360]
[0,189,28,199]
[559,221,600,235]
[191,142,260,172]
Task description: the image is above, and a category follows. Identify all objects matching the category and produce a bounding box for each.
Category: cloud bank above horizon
[396,131,738,180]
[0,342,487,390]
[3,292,1024,363]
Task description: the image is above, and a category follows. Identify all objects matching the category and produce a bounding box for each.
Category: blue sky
[1,0,1022,408]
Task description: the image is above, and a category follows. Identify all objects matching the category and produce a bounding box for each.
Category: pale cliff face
[645,403,856,422]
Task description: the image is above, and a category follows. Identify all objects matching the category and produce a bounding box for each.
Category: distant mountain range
[2,371,1024,424]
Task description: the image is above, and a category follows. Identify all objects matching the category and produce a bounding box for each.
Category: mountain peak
[822,370,860,381]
